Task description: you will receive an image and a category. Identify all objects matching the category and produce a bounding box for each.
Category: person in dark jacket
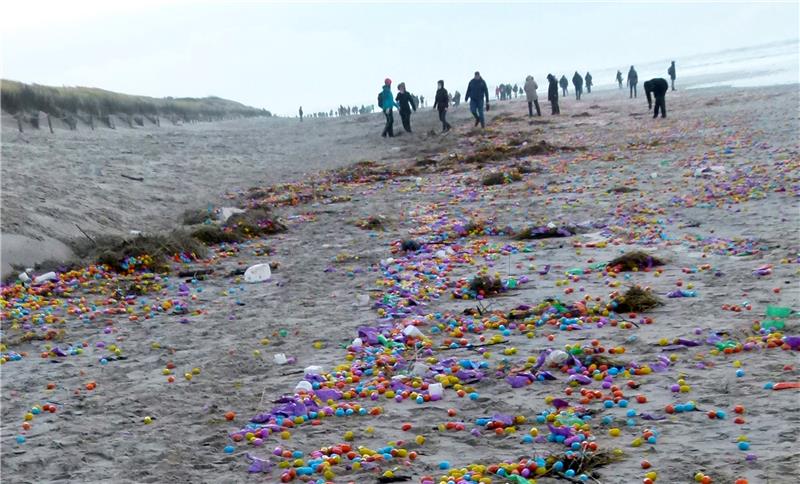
[299,106,303,121]
[668,61,676,91]
[559,75,568,97]
[572,71,584,100]
[585,72,593,93]
[627,66,638,98]
[616,70,623,88]
[395,82,416,133]
[453,90,461,106]
[465,71,490,128]
[547,74,560,115]
[433,80,452,132]
[644,78,669,118]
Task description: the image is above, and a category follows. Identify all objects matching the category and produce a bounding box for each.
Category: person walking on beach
[668,61,677,90]
[547,74,560,115]
[627,66,639,98]
[465,71,490,128]
[616,70,623,88]
[585,72,593,93]
[379,78,400,137]
[513,84,519,98]
[572,71,584,100]
[453,90,461,106]
[524,75,541,116]
[299,106,303,121]
[433,80,452,132]
[644,78,669,118]
[495,85,500,100]
[559,75,569,97]
[395,82,416,133]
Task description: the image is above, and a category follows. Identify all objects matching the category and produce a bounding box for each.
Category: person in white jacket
[524,75,541,116]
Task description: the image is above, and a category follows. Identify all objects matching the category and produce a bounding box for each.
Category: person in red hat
[378,78,399,137]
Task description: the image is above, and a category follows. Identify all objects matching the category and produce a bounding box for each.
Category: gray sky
[2,1,798,115]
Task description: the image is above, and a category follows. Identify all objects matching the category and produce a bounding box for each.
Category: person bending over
[643,78,669,118]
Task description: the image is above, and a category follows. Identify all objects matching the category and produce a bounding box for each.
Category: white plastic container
[428,383,444,399]
[546,350,569,366]
[273,353,288,365]
[403,325,424,338]
[304,365,324,375]
[244,263,272,283]
[295,381,313,392]
[33,271,58,285]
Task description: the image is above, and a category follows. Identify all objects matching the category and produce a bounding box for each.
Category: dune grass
[1,79,271,122]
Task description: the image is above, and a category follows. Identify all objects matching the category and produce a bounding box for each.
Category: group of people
[617,61,676,101]
[552,72,594,100]
[495,83,521,100]
[377,77,474,136]
[298,105,376,120]
[368,60,680,135]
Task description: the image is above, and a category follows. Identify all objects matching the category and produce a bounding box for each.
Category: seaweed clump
[514,225,574,240]
[608,251,664,272]
[482,170,523,186]
[469,275,503,296]
[226,208,287,236]
[355,215,387,231]
[95,232,207,272]
[613,285,663,312]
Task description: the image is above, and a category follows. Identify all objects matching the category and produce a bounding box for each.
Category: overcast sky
[2,1,798,115]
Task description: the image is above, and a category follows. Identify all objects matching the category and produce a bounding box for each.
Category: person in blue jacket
[378,78,400,137]
[464,71,490,128]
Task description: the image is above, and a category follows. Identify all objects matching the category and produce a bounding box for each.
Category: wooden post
[156,116,160,127]
[89,114,95,130]
[127,115,133,128]
[17,115,23,133]
[47,114,54,133]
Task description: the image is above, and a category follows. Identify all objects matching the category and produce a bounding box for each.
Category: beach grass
[1,79,271,121]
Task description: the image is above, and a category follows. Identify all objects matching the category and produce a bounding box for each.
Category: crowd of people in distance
[298,61,678,132]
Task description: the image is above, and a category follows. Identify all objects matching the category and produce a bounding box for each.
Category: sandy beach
[2,83,799,484]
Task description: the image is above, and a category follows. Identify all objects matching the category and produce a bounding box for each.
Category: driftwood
[178,268,215,278]
[47,114,54,133]
[121,174,144,182]
[75,224,96,246]
[437,339,509,351]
